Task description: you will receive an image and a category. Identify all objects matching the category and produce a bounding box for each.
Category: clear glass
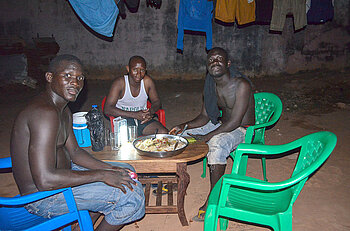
[113,117,128,145]
[128,125,137,142]
[110,132,119,150]
[104,128,110,146]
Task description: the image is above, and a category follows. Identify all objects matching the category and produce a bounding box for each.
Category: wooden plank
[144,183,151,207]
[146,206,177,214]
[167,182,173,206]
[156,181,162,206]
[139,177,177,184]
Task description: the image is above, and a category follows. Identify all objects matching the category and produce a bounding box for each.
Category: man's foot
[192,205,207,222]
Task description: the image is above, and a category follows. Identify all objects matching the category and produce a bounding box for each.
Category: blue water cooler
[73,112,91,147]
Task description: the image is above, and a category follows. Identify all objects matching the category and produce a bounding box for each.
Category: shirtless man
[104,55,168,136]
[170,47,255,221]
[10,54,145,231]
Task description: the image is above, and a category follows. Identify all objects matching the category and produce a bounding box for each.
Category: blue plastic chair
[0,157,94,231]
[176,0,213,51]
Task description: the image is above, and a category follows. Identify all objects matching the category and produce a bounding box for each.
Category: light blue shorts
[25,162,145,226]
[183,121,246,165]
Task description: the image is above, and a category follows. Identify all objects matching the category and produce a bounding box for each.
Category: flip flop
[192,209,205,222]
[152,184,177,196]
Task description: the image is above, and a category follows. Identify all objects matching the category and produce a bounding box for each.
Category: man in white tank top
[104,56,168,136]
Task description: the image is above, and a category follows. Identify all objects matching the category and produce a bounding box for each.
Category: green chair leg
[262,157,268,181]
[201,157,207,178]
[219,217,229,230]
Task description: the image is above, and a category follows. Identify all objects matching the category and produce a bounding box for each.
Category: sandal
[152,184,177,196]
[192,209,206,222]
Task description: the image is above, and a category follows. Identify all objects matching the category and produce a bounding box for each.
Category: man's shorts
[183,121,246,165]
[25,163,145,226]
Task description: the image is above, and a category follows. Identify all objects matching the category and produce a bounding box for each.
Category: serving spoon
[152,128,158,140]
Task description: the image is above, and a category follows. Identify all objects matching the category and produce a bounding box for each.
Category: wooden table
[84,141,208,226]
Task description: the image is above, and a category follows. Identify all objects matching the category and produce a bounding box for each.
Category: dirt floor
[0,69,350,230]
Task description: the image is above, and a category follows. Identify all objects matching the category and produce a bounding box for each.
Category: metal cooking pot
[132,134,189,158]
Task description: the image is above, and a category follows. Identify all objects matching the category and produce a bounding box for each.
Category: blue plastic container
[73,112,91,147]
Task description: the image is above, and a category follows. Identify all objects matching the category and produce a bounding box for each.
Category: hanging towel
[177,0,213,51]
[270,0,307,32]
[215,0,255,25]
[68,0,119,37]
[307,0,334,24]
[255,0,273,24]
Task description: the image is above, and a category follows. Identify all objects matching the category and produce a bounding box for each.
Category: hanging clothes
[307,0,334,24]
[215,0,255,25]
[270,0,307,32]
[255,0,273,24]
[68,0,119,37]
[176,0,214,51]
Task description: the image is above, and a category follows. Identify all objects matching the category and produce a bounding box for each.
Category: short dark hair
[128,55,146,67]
[207,47,229,61]
[48,54,83,73]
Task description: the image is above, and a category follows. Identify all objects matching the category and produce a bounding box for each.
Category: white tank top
[116,75,148,111]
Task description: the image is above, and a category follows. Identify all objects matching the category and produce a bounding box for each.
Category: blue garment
[69,0,119,37]
[307,0,334,24]
[177,0,213,51]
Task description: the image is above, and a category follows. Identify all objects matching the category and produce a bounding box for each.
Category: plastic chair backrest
[0,157,93,231]
[204,131,337,231]
[101,96,166,132]
[293,132,335,176]
[246,92,283,144]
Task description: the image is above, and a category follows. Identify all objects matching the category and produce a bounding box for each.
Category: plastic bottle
[85,105,105,151]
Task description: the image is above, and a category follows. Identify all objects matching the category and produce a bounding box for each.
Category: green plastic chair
[204,131,337,231]
[201,92,283,182]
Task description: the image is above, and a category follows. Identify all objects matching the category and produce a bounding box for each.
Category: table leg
[177,163,190,226]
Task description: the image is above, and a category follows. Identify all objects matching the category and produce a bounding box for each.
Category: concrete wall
[1,0,349,79]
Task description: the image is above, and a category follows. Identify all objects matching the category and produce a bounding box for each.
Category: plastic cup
[128,126,137,142]
[110,132,119,150]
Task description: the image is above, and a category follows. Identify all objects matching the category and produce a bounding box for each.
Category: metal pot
[132,134,189,158]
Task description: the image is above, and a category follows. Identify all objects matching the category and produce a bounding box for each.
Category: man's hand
[146,0,162,9]
[103,168,136,194]
[140,109,153,124]
[169,124,186,135]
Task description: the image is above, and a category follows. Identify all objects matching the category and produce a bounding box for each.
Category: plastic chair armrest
[0,188,69,206]
[221,173,305,191]
[0,157,12,168]
[232,141,302,174]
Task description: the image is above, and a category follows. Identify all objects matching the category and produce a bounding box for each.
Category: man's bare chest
[57,116,69,146]
[216,87,236,109]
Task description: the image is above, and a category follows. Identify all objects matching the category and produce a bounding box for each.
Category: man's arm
[104,78,145,121]
[144,76,161,115]
[169,94,210,135]
[28,109,135,193]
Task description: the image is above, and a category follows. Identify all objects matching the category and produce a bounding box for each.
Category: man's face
[48,61,84,102]
[127,59,146,83]
[207,50,230,78]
